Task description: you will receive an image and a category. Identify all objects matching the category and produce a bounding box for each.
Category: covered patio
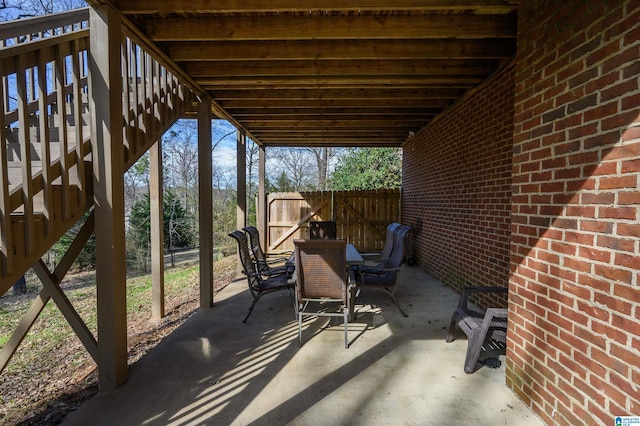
[1,1,638,424]
[64,265,541,425]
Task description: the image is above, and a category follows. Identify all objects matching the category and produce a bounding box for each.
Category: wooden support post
[198,99,214,308]
[89,5,128,391]
[258,145,267,253]
[150,140,164,319]
[236,130,247,275]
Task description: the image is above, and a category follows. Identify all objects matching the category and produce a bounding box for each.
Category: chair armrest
[485,307,508,320]
[359,266,401,276]
[480,308,508,338]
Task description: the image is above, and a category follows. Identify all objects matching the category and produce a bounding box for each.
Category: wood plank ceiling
[105,1,519,147]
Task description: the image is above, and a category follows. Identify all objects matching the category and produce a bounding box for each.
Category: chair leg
[287,287,297,320]
[385,288,408,317]
[298,311,303,347]
[343,307,349,349]
[242,298,259,323]
[445,315,458,343]
[464,329,485,374]
[389,294,408,317]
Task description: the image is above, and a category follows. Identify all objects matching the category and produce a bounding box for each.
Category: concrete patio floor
[63,266,543,426]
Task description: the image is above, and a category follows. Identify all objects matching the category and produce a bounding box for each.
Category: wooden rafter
[167,39,516,62]
[93,0,518,147]
[117,0,518,14]
[147,15,516,41]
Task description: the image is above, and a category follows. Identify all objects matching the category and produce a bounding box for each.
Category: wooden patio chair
[243,226,292,278]
[294,239,350,348]
[446,286,508,373]
[357,224,412,317]
[229,230,295,323]
[309,220,337,239]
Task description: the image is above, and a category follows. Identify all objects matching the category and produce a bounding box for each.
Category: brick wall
[509,1,640,424]
[402,63,515,304]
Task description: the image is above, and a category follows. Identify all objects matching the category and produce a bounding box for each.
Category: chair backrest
[229,230,261,290]
[391,225,412,266]
[294,239,347,302]
[309,221,337,239]
[243,226,269,273]
[380,222,401,259]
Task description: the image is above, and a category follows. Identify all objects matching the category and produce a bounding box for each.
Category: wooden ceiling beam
[243,129,422,134]
[197,76,485,87]
[184,59,499,78]
[218,99,453,109]
[166,39,516,61]
[206,82,476,90]
[254,136,407,148]
[236,114,438,122]
[119,0,517,14]
[209,88,466,100]
[228,108,441,116]
[147,15,516,41]
[237,119,425,127]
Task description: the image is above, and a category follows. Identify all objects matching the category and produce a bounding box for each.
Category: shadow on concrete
[63,266,542,426]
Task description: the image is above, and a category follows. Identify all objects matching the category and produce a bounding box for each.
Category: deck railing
[0,8,195,290]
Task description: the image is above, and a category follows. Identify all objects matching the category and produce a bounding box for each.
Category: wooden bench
[446,286,508,373]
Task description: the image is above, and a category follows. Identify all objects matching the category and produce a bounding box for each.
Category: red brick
[616,223,640,238]
[619,191,640,205]
[580,220,613,234]
[609,372,639,407]
[599,175,637,189]
[587,160,617,176]
[614,253,640,270]
[598,207,636,220]
[578,246,611,263]
[564,231,594,245]
[593,290,633,314]
[597,235,636,252]
[580,192,616,206]
[577,274,611,293]
[603,141,640,160]
[589,362,630,403]
[621,125,640,142]
[601,79,639,102]
[568,150,599,166]
[564,257,591,273]
[613,283,640,302]
[565,206,596,218]
[592,321,628,346]
[576,300,609,322]
[550,241,576,255]
[563,307,591,329]
[574,376,605,406]
[610,342,640,370]
[587,401,609,426]
[621,159,640,173]
[621,92,640,113]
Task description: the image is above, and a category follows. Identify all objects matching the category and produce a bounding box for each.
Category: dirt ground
[0,255,237,425]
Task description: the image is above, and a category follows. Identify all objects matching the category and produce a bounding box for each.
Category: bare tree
[164,123,199,215]
[0,0,86,21]
[268,147,318,191]
[305,147,342,191]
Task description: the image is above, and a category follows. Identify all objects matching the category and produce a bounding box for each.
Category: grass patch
[0,255,236,425]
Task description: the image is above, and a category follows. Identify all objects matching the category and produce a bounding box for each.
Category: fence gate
[265,189,401,253]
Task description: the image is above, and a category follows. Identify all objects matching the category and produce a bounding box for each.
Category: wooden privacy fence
[266,189,401,253]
